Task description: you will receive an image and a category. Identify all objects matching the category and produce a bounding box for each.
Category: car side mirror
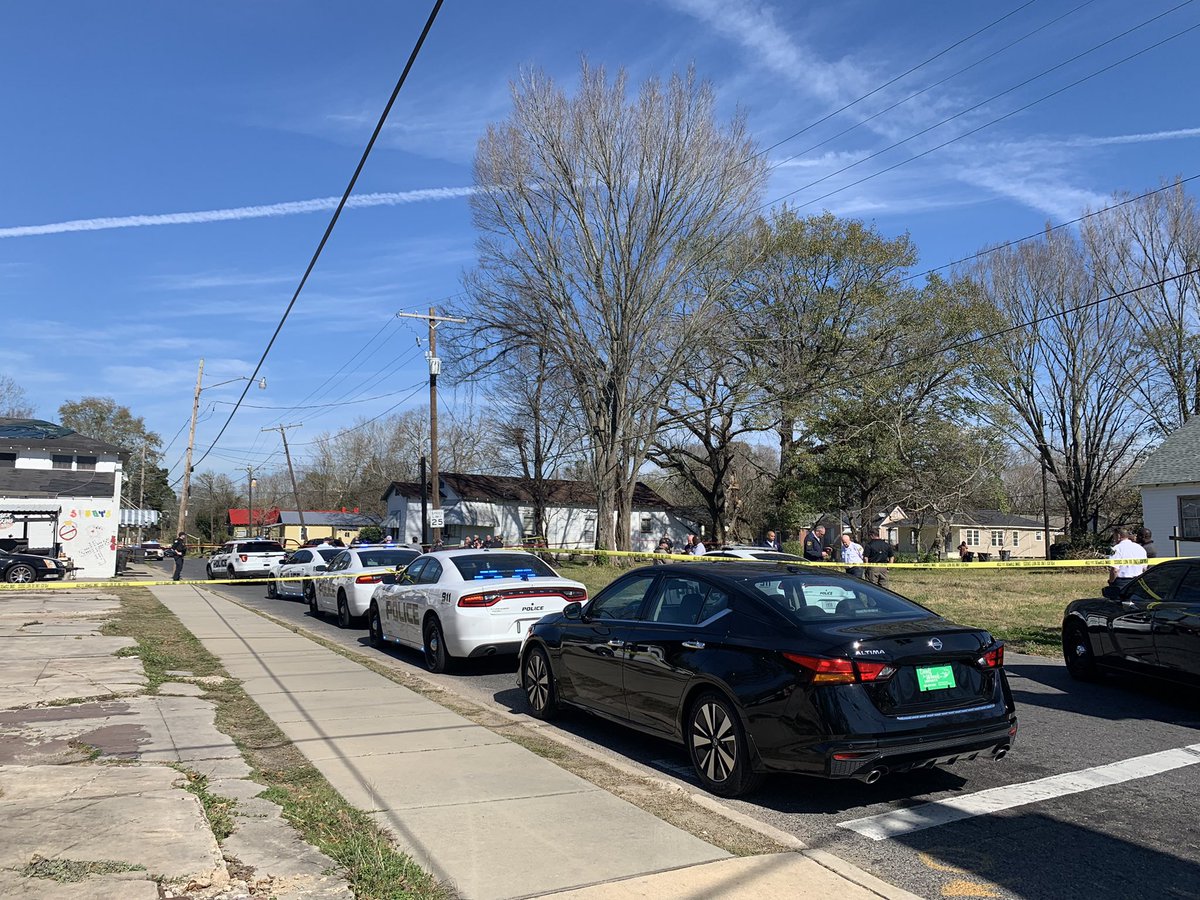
[380,573,396,586]
[314,565,327,572]
[563,601,582,620]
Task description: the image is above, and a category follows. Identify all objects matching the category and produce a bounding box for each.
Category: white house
[0,417,125,578]
[381,472,693,551]
[1137,416,1200,558]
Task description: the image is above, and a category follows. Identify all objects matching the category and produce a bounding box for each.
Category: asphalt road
[163,559,1200,900]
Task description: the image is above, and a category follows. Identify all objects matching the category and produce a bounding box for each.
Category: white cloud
[0,187,476,240]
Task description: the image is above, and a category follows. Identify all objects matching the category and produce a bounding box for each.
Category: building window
[521,511,535,537]
[991,530,1004,547]
[910,528,920,548]
[640,514,653,534]
[964,529,980,547]
[1181,496,1200,539]
[1036,532,1043,541]
[52,454,72,470]
[76,455,97,471]
[1012,531,1020,546]
[0,452,14,468]
[582,515,596,544]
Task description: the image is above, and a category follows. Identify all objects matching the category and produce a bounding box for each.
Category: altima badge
[929,638,943,651]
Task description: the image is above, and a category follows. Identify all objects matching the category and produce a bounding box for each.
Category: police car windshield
[451,553,556,581]
[316,548,341,561]
[357,549,420,568]
[737,574,933,624]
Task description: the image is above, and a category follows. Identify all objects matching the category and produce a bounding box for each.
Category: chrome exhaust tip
[857,767,887,784]
[993,745,1010,760]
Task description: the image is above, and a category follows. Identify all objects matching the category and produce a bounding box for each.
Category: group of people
[464,534,504,549]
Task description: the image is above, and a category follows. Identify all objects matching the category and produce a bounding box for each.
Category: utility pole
[178,358,205,538]
[262,424,305,542]
[246,467,257,538]
[396,308,466,546]
[136,444,147,546]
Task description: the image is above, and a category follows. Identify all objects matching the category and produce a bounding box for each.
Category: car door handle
[607,640,627,648]
[682,641,705,650]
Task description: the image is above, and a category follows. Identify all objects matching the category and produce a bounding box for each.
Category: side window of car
[1171,565,1200,604]
[404,559,428,584]
[696,586,731,623]
[647,576,710,625]
[417,560,442,585]
[331,552,349,571]
[1128,564,1185,602]
[291,550,311,564]
[590,574,656,621]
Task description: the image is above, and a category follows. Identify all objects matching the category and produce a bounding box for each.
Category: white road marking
[839,742,1200,841]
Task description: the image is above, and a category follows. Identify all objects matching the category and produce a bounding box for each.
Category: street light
[177,359,266,538]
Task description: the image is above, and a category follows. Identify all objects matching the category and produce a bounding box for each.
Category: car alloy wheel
[205,565,214,580]
[522,647,558,719]
[337,593,352,629]
[687,690,761,798]
[303,580,314,603]
[368,603,384,648]
[266,579,277,599]
[6,564,36,584]
[308,590,321,618]
[423,617,451,673]
[227,566,237,581]
[1063,622,1097,681]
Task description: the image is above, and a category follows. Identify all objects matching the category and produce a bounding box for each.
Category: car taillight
[356,574,383,584]
[239,554,248,562]
[782,652,895,684]
[978,644,1005,668]
[458,592,503,607]
[562,588,587,601]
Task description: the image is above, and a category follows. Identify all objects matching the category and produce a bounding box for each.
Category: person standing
[864,529,895,589]
[761,530,782,552]
[1103,527,1148,599]
[692,535,708,555]
[839,533,866,579]
[170,533,187,582]
[655,534,672,564]
[804,526,828,563]
[1135,527,1158,559]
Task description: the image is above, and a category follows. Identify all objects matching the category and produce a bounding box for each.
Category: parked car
[266,546,343,601]
[206,540,288,580]
[367,549,588,673]
[519,561,1015,797]
[139,541,165,561]
[703,546,806,563]
[1062,557,1200,685]
[312,545,422,628]
[2,550,68,583]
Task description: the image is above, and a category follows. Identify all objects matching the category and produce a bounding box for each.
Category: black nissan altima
[519,562,1016,797]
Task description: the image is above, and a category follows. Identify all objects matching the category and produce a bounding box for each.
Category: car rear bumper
[812,716,1017,779]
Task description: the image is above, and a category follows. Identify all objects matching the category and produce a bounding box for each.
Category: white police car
[366,549,587,672]
[311,544,422,628]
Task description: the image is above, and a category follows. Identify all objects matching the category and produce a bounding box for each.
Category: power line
[757,0,1041,159]
[187,0,444,473]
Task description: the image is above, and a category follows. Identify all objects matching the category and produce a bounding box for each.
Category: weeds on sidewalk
[21,855,144,883]
[104,586,452,900]
[174,767,237,841]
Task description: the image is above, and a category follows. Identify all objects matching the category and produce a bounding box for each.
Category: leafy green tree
[57,396,166,512]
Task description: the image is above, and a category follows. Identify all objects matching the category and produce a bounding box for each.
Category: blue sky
[2,0,1198,482]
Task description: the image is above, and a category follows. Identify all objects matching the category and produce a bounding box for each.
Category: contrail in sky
[0,186,477,239]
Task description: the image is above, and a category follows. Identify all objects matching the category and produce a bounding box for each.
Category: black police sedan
[520,562,1016,797]
[1,550,68,583]
[1062,557,1200,684]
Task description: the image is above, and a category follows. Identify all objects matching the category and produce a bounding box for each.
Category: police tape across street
[0,547,1175,591]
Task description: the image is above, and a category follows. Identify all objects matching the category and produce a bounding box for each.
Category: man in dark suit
[803,526,828,562]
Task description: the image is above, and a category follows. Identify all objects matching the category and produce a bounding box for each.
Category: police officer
[170,533,187,582]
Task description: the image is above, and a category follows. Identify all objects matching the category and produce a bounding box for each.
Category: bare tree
[465,61,765,549]
[0,374,34,418]
[966,230,1151,537]
[1082,179,1200,433]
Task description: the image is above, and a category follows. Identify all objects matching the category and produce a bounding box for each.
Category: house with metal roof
[381,472,692,550]
[1136,416,1200,557]
[0,417,125,577]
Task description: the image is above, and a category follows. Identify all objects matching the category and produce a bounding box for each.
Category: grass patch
[104,586,452,900]
[21,855,144,883]
[555,562,1097,657]
[174,767,237,841]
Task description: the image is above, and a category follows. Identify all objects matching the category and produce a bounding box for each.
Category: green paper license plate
[916,665,956,692]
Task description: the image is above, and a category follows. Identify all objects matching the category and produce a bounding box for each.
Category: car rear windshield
[451,553,556,581]
[238,541,285,553]
[358,549,420,568]
[735,573,933,623]
[316,548,341,561]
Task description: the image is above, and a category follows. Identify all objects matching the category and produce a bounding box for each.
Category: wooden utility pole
[136,443,147,545]
[396,308,466,545]
[246,466,257,538]
[262,424,305,542]
[178,358,205,538]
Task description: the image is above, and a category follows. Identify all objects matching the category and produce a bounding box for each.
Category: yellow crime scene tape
[0,550,1176,591]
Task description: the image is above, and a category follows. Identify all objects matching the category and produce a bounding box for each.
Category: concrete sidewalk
[153,584,915,900]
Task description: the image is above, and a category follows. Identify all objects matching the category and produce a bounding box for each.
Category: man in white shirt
[1104,527,1148,599]
[839,533,866,579]
[692,536,707,555]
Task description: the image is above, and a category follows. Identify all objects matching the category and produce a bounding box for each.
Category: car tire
[522,646,558,720]
[368,603,385,649]
[423,617,452,673]
[227,566,237,582]
[1063,621,1098,681]
[205,565,214,580]
[6,564,36,584]
[687,690,762,798]
[337,592,353,629]
[303,580,314,604]
[266,579,277,599]
[308,590,321,619]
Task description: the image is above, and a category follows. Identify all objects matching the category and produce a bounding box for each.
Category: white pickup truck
[207,539,287,580]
